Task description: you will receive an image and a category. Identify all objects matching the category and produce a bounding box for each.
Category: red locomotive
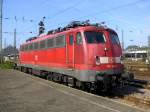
[18,21,124,91]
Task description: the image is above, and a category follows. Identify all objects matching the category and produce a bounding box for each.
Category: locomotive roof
[22,25,116,45]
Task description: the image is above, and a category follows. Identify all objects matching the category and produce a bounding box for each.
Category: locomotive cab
[82,27,124,90]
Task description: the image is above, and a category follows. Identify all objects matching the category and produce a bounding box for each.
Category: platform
[0,69,144,112]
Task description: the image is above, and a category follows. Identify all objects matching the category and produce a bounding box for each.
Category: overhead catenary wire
[21,0,148,35]
[45,0,88,20]
[9,0,87,36]
[4,0,149,47]
[5,0,145,32]
[42,0,148,33]
[49,0,148,35]
[77,0,147,20]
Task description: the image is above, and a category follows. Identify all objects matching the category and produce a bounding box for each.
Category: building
[1,45,19,62]
[124,45,148,61]
[124,50,147,60]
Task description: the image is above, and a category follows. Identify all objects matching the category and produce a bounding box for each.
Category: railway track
[127,79,150,89]
[123,96,150,109]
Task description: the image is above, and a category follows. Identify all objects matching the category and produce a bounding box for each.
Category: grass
[0,61,14,69]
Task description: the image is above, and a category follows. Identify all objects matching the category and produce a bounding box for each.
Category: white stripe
[100,57,109,64]
[100,57,121,64]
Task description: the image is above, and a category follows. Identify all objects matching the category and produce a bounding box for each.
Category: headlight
[95,56,101,65]
[95,56,109,65]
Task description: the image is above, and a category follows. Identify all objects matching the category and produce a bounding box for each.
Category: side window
[56,35,66,47]
[69,35,74,45]
[76,32,82,45]
[34,42,39,50]
[47,38,54,48]
[29,43,33,50]
[40,40,46,49]
[25,44,28,51]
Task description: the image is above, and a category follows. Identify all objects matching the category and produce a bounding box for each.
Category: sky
[2,0,150,48]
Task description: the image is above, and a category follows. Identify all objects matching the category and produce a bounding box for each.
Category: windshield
[109,32,120,45]
[84,31,106,44]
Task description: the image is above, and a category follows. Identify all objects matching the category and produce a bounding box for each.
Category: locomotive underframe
[16,63,124,91]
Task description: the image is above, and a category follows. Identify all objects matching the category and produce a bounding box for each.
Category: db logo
[35,55,38,61]
[109,57,115,63]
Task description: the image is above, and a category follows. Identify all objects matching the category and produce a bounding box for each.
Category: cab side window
[76,32,82,45]
[69,35,74,45]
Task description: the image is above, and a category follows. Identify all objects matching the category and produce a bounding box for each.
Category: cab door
[67,33,75,68]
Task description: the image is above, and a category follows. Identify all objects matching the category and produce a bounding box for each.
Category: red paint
[19,26,123,73]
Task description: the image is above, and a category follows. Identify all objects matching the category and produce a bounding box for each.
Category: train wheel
[28,68,32,75]
[18,66,22,71]
[103,81,112,92]
[88,82,97,93]
[75,81,86,90]
[47,74,53,81]
[20,66,23,72]
[67,77,76,87]
[73,78,76,88]
[82,82,95,93]
[25,67,29,74]
[63,75,68,86]
[80,82,88,91]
